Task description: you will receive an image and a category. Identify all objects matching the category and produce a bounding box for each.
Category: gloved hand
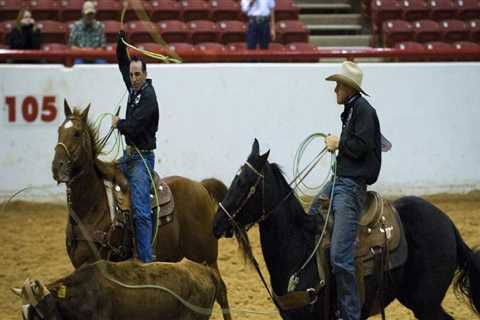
[325,134,339,152]
[117,30,126,41]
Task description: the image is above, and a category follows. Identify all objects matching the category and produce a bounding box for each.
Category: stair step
[297,3,352,13]
[300,14,363,25]
[307,24,362,35]
[310,35,372,47]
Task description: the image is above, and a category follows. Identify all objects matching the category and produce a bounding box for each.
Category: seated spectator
[7,9,41,50]
[68,1,106,64]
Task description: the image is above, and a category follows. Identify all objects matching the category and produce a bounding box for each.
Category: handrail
[0,47,479,66]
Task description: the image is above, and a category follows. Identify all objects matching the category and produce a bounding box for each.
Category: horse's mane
[72,108,102,158]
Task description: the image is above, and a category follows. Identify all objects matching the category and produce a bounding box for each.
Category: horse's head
[52,99,96,184]
[213,138,270,239]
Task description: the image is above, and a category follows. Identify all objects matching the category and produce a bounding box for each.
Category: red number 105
[5,96,57,123]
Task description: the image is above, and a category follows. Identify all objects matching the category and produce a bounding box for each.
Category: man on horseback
[111,30,159,263]
[308,61,382,320]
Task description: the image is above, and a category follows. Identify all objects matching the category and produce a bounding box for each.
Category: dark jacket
[116,33,159,150]
[7,25,41,49]
[336,94,381,185]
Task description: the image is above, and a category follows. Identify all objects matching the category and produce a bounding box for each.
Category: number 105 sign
[4,95,58,124]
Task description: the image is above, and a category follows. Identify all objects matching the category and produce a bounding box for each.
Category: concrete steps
[310,35,372,47]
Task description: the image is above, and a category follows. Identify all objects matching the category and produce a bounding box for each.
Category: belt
[249,16,269,23]
[126,146,153,156]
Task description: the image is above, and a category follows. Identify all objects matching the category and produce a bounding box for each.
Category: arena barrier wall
[1,62,479,201]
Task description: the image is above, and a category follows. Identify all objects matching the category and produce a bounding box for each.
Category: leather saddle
[112,171,175,228]
[314,191,408,304]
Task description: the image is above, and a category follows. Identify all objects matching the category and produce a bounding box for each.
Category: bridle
[54,118,90,185]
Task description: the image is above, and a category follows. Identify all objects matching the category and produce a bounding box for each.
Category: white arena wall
[0,62,479,201]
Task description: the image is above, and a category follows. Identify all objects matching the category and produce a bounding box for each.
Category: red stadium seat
[122,0,152,22]
[428,0,457,20]
[286,42,317,51]
[127,21,159,43]
[400,0,430,21]
[274,0,300,21]
[395,40,426,49]
[216,20,246,44]
[0,20,16,43]
[455,0,480,20]
[102,20,122,43]
[195,42,226,51]
[268,42,286,50]
[440,19,468,41]
[187,20,217,44]
[96,0,122,21]
[382,19,414,46]
[167,42,197,56]
[41,42,67,50]
[150,0,182,22]
[371,0,403,33]
[424,40,453,48]
[60,0,84,22]
[158,20,189,43]
[28,0,59,21]
[226,41,246,50]
[210,0,240,22]
[36,20,66,43]
[467,19,480,41]
[105,42,117,52]
[413,19,442,42]
[453,40,480,48]
[275,20,309,44]
[180,0,212,22]
[0,0,22,22]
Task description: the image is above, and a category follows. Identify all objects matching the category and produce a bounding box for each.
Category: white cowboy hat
[325,61,369,96]
[83,1,96,15]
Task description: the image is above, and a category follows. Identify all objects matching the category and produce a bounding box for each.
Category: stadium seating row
[364,0,480,33]
[0,0,299,22]
[382,18,480,46]
[0,19,309,45]
[394,40,480,60]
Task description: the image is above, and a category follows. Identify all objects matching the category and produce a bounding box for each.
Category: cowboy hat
[83,1,96,15]
[325,61,369,96]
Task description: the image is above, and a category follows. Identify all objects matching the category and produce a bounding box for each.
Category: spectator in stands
[308,61,382,320]
[241,0,276,49]
[7,9,41,50]
[68,1,106,64]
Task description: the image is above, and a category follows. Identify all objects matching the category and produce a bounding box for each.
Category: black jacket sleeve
[7,29,26,49]
[116,31,131,89]
[339,105,376,160]
[116,88,157,141]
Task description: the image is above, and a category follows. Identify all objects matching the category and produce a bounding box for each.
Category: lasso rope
[119,0,182,64]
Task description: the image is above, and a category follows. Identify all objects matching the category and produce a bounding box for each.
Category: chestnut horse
[51,100,231,319]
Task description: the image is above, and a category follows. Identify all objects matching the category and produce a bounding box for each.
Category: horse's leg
[211,262,232,320]
[393,197,458,320]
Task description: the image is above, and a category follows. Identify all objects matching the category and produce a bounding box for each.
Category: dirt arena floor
[1,191,479,319]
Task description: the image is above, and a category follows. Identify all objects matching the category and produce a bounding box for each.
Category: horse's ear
[81,104,91,123]
[252,138,260,156]
[260,149,270,162]
[64,99,72,117]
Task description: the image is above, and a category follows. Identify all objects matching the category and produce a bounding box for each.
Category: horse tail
[453,224,480,314]
[201,178,228,203]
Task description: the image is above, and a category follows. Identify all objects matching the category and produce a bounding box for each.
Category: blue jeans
[74,58,107,64]
[118,151,155,263]
[246,18,271,50]
[309,177,366,320]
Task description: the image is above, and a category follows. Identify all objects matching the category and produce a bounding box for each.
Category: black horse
[213,139,480,320]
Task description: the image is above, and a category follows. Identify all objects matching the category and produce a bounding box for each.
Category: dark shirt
[337,94,382,185]
[116,34,159,150]
[7,26,41,49]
